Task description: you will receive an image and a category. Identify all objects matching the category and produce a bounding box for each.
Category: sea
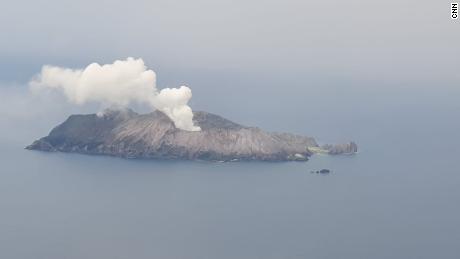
[1,82,459,259]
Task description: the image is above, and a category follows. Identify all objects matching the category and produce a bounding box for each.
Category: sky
[1,0,458,81]
[0,0,459,141]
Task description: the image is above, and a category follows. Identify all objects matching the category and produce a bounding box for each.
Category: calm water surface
[1,89,460,259]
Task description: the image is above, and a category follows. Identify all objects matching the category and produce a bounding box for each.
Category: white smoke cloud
[29,57,200,131]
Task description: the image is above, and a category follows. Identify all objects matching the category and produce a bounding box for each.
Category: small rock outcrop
[321,142,358,155]
[311,169,331,174]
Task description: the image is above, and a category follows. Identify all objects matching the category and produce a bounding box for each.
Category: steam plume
[29,58,200,131]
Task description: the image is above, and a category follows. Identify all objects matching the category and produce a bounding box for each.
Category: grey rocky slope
[26,109,357,161]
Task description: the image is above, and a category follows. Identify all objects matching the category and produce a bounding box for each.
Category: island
[26,109,357,161]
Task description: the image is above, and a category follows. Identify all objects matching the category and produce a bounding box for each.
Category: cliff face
[26,109,357,161]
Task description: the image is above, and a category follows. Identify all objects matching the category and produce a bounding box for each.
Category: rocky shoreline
[27,109,357,162]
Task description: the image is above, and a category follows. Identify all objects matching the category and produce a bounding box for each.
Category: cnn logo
[453,3,458,19]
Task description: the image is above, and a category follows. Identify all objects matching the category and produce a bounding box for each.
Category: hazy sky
[1,0,458,82]
[0,0,459,141]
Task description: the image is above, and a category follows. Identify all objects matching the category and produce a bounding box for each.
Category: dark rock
[322,142,358,155]
[310,169,331,174]
[27,109,321,162]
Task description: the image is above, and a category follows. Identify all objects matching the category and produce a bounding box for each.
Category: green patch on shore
[307,146,329,154]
